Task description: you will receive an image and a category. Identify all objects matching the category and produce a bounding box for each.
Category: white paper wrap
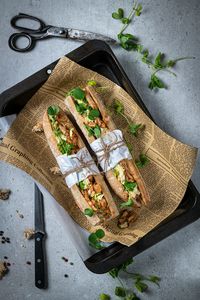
[56,147,99,188]
[90,129,132,171]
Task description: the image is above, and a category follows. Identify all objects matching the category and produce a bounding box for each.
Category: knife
[34,184,47,289]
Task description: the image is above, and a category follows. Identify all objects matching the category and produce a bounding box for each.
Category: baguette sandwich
[43,105,119,225]
[65,86,150,208]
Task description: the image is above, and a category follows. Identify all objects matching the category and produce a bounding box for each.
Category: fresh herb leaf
[85,124,101,138]
[120,198,134,208]
[113,99,124,114]
[109,268,119,278]
[129,123,142,136]
[79,181,85,190]
[147,275,161,286]
[95,229,105,239]
[135,4,143,16]
[109,258,134,278]
[87,80,97,86]
[58,142,74,155]
[47,105,59,116]
[84,208,94,217]
[122,17,131,24]
[88,109,100,120]
[88,229,105,250]
[141,49,150,64]
[124,181,137,192]
[115,286,126,297]
[118,33,138,51]
[135,281,148,293]
[75,103,87,115]
[112,8,124,20]
[148,74,165,90]
[154,52,164,69]
[93,125,101,138]
[69,87,85,100]
[99,293,110,300]
[125,293,139,300]
[84,124,95,136]
[135,154,149,168]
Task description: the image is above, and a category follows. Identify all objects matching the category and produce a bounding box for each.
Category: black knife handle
[35,231,47,289]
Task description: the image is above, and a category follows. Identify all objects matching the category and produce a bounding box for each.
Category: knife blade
[34,184,47,289]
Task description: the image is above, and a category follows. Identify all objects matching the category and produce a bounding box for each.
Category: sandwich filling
[68,88,141,207]
[47,105,111,219]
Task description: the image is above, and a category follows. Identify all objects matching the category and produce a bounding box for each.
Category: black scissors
[8,13,116,52]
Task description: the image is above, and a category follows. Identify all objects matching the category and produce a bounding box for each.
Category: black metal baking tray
[0,40,200,274]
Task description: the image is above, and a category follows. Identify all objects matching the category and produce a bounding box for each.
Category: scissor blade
[67,28,116,44]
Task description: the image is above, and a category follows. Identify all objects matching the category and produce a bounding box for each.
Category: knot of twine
[96,132,125,172]
[63,151,98,178]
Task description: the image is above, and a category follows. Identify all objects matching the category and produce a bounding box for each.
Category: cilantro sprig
[113,100,143,137]
[112,2,195,90]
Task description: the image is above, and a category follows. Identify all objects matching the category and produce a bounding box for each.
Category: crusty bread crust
[43,107,119,225]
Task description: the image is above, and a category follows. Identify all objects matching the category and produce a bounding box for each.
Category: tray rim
[0,39,199,274]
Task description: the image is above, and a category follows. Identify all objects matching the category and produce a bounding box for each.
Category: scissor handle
[10,13,46,33]
[8,32,35,52]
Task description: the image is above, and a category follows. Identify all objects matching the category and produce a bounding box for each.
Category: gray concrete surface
[0,0,200,299]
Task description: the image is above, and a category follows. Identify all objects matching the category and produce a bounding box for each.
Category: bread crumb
[0,261,8,280]
[0,189,11,200]
[32,122,43,133]
[24,228,35,240]
[50,166,61,175]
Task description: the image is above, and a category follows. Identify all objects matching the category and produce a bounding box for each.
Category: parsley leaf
[88,109,100,120]
[115,286,126,297]
[129,123,142,136]
[120,198,134,208]
[47,105,59,116]
[84,208,94,217]
[135,154,149,168]
[69,87,85,100]
[148,74,165,90]
[124,181,137,192]
[99,293,110,300]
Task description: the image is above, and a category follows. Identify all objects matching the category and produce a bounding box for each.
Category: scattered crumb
[24,228,35,240]
[0,261,8,280]
[70,262,74,266]
[50,166,62,175]
[32,122,43,133]
[64,274,69,278]
[0,189,11,200]
[21,244,26,248]
[16,210,24,219]
[26,261,31,265]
